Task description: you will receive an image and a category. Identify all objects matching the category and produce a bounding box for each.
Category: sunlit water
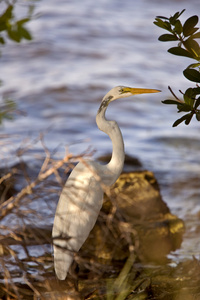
[1,0,200,264]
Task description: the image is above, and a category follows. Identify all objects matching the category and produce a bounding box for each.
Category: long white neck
[96,99,125,185]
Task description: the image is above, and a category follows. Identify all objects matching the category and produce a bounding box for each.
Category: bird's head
[106,86,161,101]
[98,86,161,113]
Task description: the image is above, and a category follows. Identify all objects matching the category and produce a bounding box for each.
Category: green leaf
[178,9,186,18]
[170,10,185,25]
[0,23,7,32]
[0,5,32,44]
[172,113,192,127]
[185,113,193,125]
[18,26,32,40]
[183,68,200,83]
[17,18,30,26]
[184,38,200,57]
[195,97,200,109]
[184,27,199,36]
[183,88,195,107]
[183,15,199,37]
[162,99,183,105]
[183,95,194,107]
[193,88,200,96]
[154,19,172,32]
[158,34,178,42]
[168,47,194,58]
[0,36,5,44]
[169,15,178,26]
[190,32,200,39]
[174,20,183,34]
[0,6,13,32]
[7,28,21,42]
[177,103,192,112]
[196,112,200,121]
[187,63,200,69]
[0,5,13,22]
[156,15,169,20]
[184,87,194,98]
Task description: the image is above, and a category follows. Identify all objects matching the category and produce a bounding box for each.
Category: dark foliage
[154,10,200,126]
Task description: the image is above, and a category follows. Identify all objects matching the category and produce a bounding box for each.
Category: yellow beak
[127,87,161,95]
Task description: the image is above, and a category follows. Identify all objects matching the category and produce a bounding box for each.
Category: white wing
[52,161,103,280]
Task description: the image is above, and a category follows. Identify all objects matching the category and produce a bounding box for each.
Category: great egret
[52,86,160,280]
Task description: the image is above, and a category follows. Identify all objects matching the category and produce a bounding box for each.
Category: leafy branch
[0,1,33,125]
[154,10,200,126]
[0,3,33,45]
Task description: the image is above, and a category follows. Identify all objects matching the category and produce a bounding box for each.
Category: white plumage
[52,86,160,280]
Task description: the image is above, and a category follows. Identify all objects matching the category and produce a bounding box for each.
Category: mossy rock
[81,171,185,267]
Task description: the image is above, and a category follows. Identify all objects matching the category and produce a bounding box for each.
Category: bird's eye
[120,88,127,94]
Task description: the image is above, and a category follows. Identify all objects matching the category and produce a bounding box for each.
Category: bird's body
[52,86,160,280]
[52,160,117,280]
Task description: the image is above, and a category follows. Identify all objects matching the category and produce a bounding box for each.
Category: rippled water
[1,0,200,261]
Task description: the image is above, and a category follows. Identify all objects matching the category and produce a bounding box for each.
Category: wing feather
[52,162,103,280]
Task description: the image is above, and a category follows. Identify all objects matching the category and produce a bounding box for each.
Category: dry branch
[0,153,75,221]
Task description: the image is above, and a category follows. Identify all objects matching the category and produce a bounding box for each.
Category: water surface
[1,0,200,262]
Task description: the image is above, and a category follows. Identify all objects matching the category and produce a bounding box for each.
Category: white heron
[52,86,160,280]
